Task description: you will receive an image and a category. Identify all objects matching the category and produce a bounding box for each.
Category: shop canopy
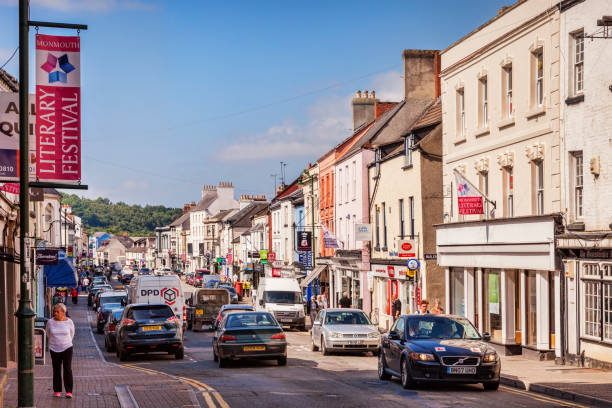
[44,251,77,288]
[300,265,327,288]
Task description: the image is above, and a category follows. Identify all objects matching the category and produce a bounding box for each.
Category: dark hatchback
[212,311,287,368]
[115,303,184,361]
[104,308,124,352]
[378,315,500,390]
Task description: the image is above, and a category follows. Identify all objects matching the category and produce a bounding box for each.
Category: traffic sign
[407,258,420,271]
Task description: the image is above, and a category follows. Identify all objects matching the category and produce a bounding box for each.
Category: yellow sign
[406,268,415,278]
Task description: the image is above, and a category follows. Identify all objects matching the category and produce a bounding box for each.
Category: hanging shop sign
[454,169,484,215]
[407,258,420,271]
[355,224,372,241]
[398,240,416,258]
[36,248,59,265]
[259,250,268,261]
[267,251,276,263]
[272,268,281,277]
[298,251,312,269]
[0,93,36,181]
[35,34,82,183]
[323,225,339,249]
[297,231,312,251]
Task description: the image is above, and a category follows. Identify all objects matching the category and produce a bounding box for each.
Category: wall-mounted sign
[355,224,372,241]
[267,251,276,263]
[259,250,268,260]
[272,268,281,277]
[297,231,312,251]
[36,249,59,265]
[298,251,312,269]
[455,169,484,215]
[424,254,437,260]
[387,265,395,278]
[246,263,254,271]
[272,260,283,268]
[0,93,36,181]
[407,258,420,271]
[398,240,416,258]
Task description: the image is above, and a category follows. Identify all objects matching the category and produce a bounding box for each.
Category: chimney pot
[364,90,369,98]
[356,90,362,98]
[371,90,375,99]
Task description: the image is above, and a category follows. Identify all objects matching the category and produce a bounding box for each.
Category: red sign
[267,252,276,262]
[398,240,416,258]
[272,268,281,277]
[387,265,395,278]
[35,34,82,182]
[227,253,233,264]
[458,196,484,215]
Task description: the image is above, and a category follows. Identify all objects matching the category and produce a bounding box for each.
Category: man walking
[339,292,351,308]
[392,294,402,321]
[417,299,430,314]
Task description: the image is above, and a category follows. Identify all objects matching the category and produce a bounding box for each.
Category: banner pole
[16,0,36,407]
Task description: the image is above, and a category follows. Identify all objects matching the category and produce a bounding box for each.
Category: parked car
[97,291,128,333]
[186,273,195,286]
[115,303,184,361]
[311,308,380,355]
[378,314,501,390]
[212,304,254,330]
[217,284,239,304]
[186,288,230,331]
[104,308,124,352]
[128,275,186,328]
[212,311,287,367]
[255,277,305,331]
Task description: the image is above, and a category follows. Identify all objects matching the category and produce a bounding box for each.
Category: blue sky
[0,0,511,207]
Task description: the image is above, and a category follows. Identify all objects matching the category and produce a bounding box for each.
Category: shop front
[437,215,559,358]
[369,263,416,331]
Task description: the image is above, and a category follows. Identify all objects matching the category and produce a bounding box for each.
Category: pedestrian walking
[82,276,89,293]
[320,293,328,309]
[417,299,430,314]
[391,294,402,321]
[70,287,78,305]
[339,292,351,308]
[309,296,319,326]
[46,303,75,398]
[431,298,444,314]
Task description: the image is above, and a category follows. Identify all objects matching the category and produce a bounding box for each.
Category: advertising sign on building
[267,251,276,263]
[297,231,312,251]
[35,34,82,183]
[36,248,59,265]
[398,240,416,258]
[322,225,339,249]
[0,93,36,181]
[298,251,312,269]
[259,250,268,261]
[355,224,372,241]
[272,268,281,277]
[454,169,484,215]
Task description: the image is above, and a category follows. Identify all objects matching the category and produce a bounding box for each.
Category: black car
[104,308,124,352]
[138,268,151,276]
[88,284,111,307]
[212,304,254,330]
[378,315,500,390]
[115,303,184,361]
[212,311,287,368]
[96,291,127,332]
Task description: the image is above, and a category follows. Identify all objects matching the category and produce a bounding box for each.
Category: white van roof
[260,277,300,291]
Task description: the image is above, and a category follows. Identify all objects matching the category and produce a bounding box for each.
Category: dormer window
[404,134,414,167]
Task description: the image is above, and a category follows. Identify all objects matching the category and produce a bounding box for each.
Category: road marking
[500,385,589,407]
[86,310,107,363]
[179,377,217,408]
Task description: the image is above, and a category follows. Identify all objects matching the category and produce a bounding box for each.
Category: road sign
[407,258,420,271]
[398,240,416,258]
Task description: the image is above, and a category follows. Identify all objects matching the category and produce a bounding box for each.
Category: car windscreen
[101,303,122,312]
[263,291,301,304]
[132,306,174,321]
[405,317,481,340]
[221,307,253,319]
[225,313,277,328]
[111,309,124,320]
[219,286,236,294]
[100,296,126,306]
[197,293,227,303]
[324,311,371,325]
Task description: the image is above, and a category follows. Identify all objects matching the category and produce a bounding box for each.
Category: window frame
[375,205,380,250]
[580,262,612,343]
[480,76,488,127]
[535,160,544,215]
[535,50,544,107]
[409,197,415,240]
[399,199,405,239]
[404,134,414,167]
[456,89,465,139]
[382,202,387,250]
[572,152,584,219]
[503,65,513,118]
[573,31,584,94]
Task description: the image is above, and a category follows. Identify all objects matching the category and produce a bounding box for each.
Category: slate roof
[206,209,235,223]
[226,202,269,228]
[0,68,18,92]
[169,212,191,227]
[192,193,218,212]
[370,98,435,147]
[344,101,405,157]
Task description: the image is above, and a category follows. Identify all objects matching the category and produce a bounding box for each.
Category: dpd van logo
[161,287,179,305]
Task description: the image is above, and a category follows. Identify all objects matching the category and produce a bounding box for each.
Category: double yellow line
[179,376,230,408]
[500,385,589,408]
[120,363,230,408]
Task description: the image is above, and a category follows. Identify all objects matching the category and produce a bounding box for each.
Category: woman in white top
[46,303,75,398]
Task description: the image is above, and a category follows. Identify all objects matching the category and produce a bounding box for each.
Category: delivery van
[128,275,186,328]
[256,277,305,331]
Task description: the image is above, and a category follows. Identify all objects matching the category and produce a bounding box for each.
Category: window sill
[382,247,388,252]
[474,126,490,138]
[401,164,413,170]
[565,94,584,105]
[453,137,467,146]
[526,106,546,119]
[496,117,515,130]
[374,246,380,251]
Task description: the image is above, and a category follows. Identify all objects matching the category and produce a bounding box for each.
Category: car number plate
[348,340,364,345]
[243,346,265,352]
[142,325,162,332]
[280,318,292,323]
[447,366,476,374]
[195,309,203,316]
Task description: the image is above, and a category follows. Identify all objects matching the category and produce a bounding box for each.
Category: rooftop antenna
[270,174,277,195]
[280,161,288,186]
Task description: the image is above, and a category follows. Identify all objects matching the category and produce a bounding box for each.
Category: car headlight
[298,309,305,317]
[330,332,342,338]
[410,352,436,361]
[367,331,379,338]
[483,352,497,362]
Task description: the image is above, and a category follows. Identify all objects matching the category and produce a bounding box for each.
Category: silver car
[311,308,380,355]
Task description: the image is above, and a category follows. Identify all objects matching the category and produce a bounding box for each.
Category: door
[388,318,405,372]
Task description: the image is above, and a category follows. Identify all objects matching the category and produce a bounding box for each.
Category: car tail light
[271,333,286,340]
[98,312,103,320]
[220,335,237,342]
[166,316,179,323]
[109,324,115,332]
[123,318,136,325]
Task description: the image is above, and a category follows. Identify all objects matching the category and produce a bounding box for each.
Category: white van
[256,277,305,331]
[128,275,186,328]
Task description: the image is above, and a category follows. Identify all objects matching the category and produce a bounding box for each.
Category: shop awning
[300,265,326,288]
[44,251,77,288]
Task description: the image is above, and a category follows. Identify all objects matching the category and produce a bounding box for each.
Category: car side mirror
[482,332,491,342]
[388,330,401,340]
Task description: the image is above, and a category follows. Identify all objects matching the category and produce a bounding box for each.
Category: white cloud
[218,70,403,162]
[121,179,149,191]
[0,0,155,11]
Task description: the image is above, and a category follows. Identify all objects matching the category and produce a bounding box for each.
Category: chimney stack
[402,49,440,100]
[351,89,377,131]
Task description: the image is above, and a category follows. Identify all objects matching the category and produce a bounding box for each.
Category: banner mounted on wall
[35,34,81,183]
[454,169,484,215]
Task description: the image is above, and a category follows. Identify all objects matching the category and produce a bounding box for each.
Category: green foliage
[61,193,182,236]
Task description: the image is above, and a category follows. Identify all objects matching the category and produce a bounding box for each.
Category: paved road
[100,274,591,408]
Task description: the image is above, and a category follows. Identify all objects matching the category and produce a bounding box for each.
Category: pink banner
[458,196,484,215]
[35,34,81,182]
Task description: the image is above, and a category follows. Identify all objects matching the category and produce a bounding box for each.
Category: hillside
[61,194,182,236]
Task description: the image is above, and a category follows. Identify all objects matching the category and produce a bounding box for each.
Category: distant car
[97,291,128,333]
[139,268,151,276]
[213,304,254,330]
[89,284,112,307]
[120,270,134,284]
[217,284,239,304]
[90,276,107,288]
[104,308,124,352]
[212,311,287,367]
[186,273,195,286]
[311,309,380,355]
[98,302,122,333]
[115,303,184,361]
[193,270,210,287]
[378,314,500,390]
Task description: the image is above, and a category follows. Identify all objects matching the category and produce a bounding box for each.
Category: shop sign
[407,258,420,271]
[387,265,395,278]
[355,224,372,241]
[272,260,283,268]
[297,231,312,251]
[36,248,59,265]
[298,251,312,269]
[246,263,254,271]
[267,251,276,263]
[366,271,373,289]
[398,240,416,258]
[259,250,268,261]
[424,254,437,260]
[272,268,281,277]
[227,253,233,264]
[406,268,415,279]
[0,93,36,181]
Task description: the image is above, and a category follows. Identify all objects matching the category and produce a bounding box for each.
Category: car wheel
[483,381,500,391]
[187,319,193,331]
[119,348,129,362]
[175,348,184,360]
[378,349,391,380]
[213,348,218,362]
[311,339,319,351]
[400,357,415,389]
[104,338,111,352]
[277,357,287,366]
[97,326,103,334]
[321,337,330,356]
